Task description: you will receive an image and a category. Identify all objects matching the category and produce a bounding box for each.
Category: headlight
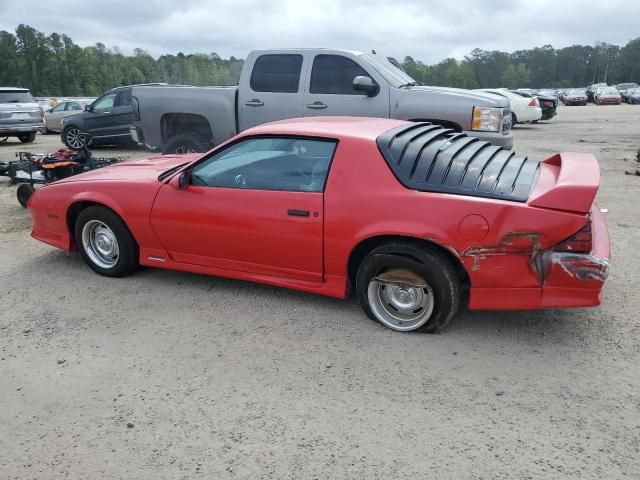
[472,106,502,132]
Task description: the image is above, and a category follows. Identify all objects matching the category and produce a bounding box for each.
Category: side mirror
[353,76,379,97]
[84,104,91,112]
[177,171,190,189]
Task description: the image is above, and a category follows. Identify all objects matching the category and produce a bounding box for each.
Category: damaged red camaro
[27,117,610,332]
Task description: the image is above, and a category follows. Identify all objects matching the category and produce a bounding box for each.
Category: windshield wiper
[158,162,189,182]
[398,81,423,88]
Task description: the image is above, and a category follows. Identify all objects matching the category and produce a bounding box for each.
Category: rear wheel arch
[160,113,214,145]
[347,235,469,290]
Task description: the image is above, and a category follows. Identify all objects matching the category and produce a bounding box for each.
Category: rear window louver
[376,123,539,202]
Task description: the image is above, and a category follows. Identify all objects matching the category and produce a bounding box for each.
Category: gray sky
[1,0,638,62]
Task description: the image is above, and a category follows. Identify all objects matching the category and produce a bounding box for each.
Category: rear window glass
[0,91,36,103]
[250,54,303,93]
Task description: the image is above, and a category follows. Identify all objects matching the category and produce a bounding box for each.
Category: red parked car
[595,87,622,105]
[28,117,610,333]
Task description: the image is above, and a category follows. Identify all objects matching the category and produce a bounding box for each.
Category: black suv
[61,86,135,150]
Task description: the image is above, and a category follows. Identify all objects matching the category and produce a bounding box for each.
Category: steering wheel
[233,174,247,187]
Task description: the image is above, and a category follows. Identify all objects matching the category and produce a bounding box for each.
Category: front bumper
[463,130,513,149]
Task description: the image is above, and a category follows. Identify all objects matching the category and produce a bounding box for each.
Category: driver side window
[92,93,116,111]
[191,137,337,193]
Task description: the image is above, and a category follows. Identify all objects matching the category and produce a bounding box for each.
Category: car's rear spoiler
[528,152,600,214]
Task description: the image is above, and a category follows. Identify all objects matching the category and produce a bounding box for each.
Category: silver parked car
[43,100,86,133]
[0,87,44,144]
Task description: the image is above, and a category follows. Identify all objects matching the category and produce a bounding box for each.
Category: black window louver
[376,123,539,202]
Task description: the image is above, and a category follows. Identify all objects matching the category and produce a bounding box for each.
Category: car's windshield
[0,91,36,103]
[569,89,585,95]
[602,88,618,95]
[360,54,418,88]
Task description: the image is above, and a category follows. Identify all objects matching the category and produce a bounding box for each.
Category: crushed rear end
[529,152,610,307]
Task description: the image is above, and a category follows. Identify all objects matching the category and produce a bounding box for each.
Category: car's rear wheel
[355,242,461,333]
[18,132,36,143]
[62,126,86,150]
[162,132,210,155]
[75,206,139,277]
[511,112,518,125]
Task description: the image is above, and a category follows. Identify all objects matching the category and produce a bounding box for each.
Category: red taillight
[553,218,592,253]
[529,98,539,107]
[543,101,554,107]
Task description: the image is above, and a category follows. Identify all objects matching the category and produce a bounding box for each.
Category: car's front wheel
[74,206,139,277]
[355,242,461,333]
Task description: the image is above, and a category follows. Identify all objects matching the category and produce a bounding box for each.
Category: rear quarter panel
[323,137,589,294]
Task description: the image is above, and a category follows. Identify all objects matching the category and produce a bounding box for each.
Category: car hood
[404,86,509,107]
[55,154,200,184]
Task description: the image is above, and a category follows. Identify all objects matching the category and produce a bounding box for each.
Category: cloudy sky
[1,0,638,62]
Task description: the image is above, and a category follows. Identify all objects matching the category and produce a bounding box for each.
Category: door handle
[306,102,327,109]
[102,111,111,114]
[245,99,264,107]
[287,209,310,217]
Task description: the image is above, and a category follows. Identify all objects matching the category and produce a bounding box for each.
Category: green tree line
[1,24,639,96]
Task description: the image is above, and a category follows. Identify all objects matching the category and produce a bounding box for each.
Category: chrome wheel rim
[368,270,434,332]
[65,128,85,149]
[81,220,119,269]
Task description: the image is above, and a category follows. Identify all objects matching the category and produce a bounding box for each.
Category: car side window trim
[187,135,339,193]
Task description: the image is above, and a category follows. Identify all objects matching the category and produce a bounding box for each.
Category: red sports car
[28,117,610,333]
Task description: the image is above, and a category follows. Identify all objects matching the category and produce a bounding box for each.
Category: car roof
[244,116,410,141]
[0,87,30,91]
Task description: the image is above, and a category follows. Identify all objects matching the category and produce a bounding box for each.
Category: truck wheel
[355,242,461,333]
[18,132,37,143]
[17,184,36,208]
[162,133,211,155]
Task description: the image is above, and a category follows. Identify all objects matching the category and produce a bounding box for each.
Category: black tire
[74,206,139,277]
[511,112,518,126]
[17,184,36,208]
[18,132,36,143]
[355,242,461,333]
[162,132,211,155]
[62,126,86,150]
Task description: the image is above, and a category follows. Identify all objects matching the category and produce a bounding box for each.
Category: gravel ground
[1,105,639,479]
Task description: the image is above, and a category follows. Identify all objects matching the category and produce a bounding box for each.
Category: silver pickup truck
[130,49,513,153]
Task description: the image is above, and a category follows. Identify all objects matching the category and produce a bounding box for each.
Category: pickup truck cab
[130,49,513,153]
